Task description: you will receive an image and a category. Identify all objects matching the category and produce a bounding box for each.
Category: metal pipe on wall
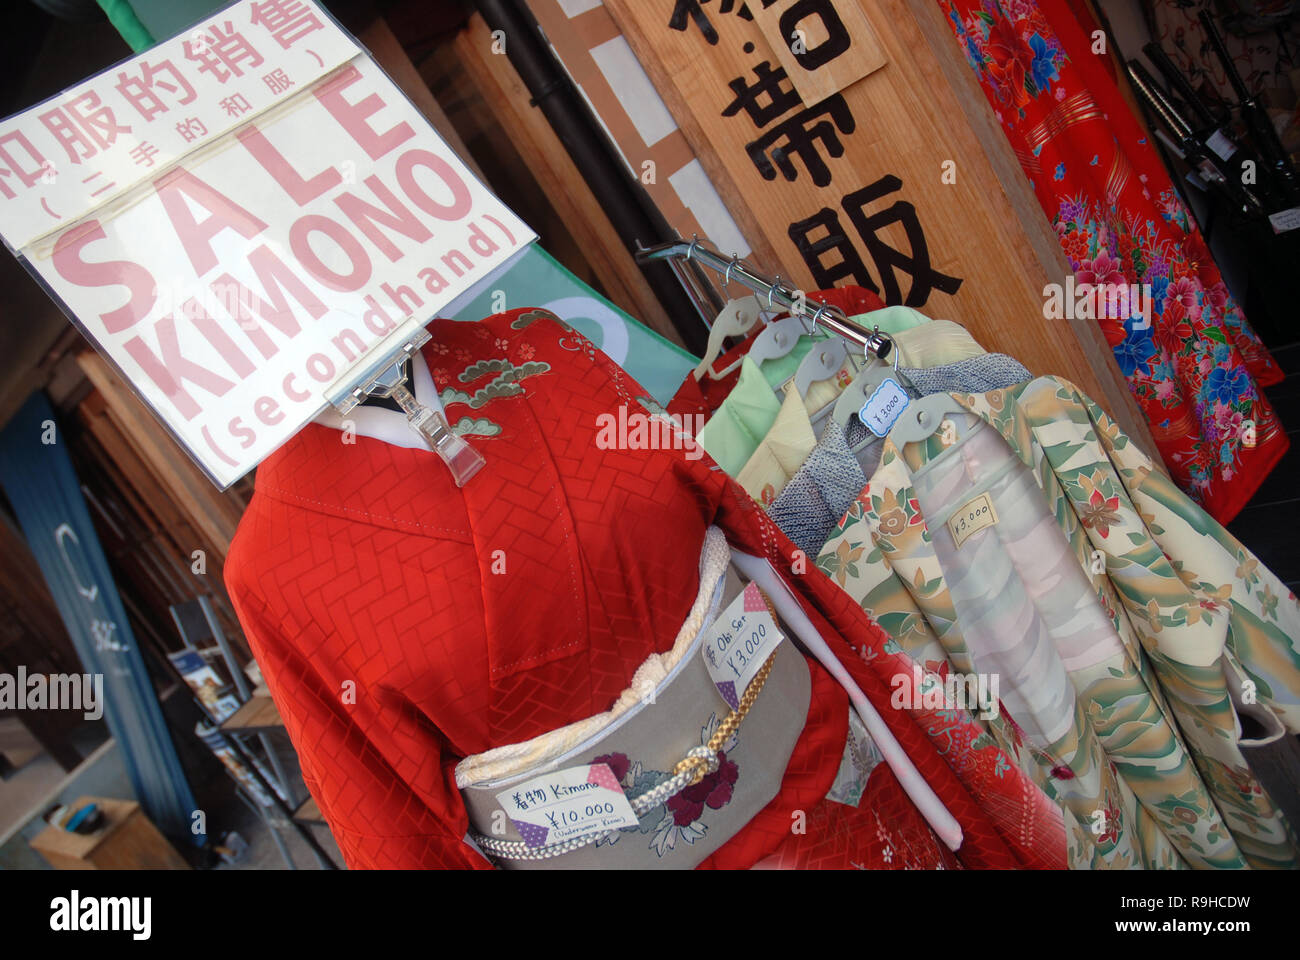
[473,0,711,355]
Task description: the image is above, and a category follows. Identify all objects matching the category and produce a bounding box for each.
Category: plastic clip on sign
[394,384,485,487]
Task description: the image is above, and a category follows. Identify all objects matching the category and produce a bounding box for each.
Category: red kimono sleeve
[226,556,492,871]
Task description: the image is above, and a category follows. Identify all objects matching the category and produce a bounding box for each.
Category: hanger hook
[862,322,894,363]
[685,235,702,262]
[767,276,782,310]
[806,300,828,337]
[724,255,739,287]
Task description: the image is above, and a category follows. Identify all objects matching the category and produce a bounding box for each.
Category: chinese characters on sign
[746,0,887,102]
[789,175,963,305]
[668,0,961,307]
[0,1,358,246]
[0,0,535,487]
[669,0,755,46]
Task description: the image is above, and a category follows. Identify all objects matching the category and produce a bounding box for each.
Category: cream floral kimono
[817,376,1299,870]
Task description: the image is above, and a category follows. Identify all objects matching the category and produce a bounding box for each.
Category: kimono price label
[948,492,999,548]
[860,377,910,437]
[497,763,639,848]
[1268,206,1300,234]
[1204,129,1237,161]
[700,582,783,710]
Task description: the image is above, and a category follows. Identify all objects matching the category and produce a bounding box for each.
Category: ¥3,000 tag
[497,763,639,848]
[947,492,999,548]
[700,582,784,710]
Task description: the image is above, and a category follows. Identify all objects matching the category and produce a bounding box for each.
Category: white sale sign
[0,0,534,487]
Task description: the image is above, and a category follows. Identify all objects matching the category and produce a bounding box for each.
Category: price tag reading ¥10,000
[699,582,784,710]
[860,378,911,438]
[496,763,640,849]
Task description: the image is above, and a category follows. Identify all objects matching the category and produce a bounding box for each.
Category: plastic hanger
[747,315,815,369]
[887,392,969,446]
[791,338,850,399]
[831,333,903,428]
[743,276,820,369]
[693,294,763,381]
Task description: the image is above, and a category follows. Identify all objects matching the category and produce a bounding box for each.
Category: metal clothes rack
[636,238,893,359]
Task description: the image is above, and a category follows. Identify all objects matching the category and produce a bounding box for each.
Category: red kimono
[936,0,1287,522]
[225,308,1063,869]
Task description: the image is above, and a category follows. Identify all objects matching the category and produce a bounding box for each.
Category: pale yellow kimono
[817,376,1300,869]
[734,320,991,506]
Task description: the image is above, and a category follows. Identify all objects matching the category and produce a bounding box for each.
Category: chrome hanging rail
[636,237,892,358]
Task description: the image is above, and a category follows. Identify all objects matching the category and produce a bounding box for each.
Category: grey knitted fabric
[899,352,1034,396]
[768,353,1031,557]
[768,382,915,559]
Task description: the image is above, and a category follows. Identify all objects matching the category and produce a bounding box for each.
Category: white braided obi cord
[471,746,723,862]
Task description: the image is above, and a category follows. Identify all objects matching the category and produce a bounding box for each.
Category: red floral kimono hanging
[935,0,1288,523]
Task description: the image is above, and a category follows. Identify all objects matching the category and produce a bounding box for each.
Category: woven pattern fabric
[901,353,1032,395]
[454,527,732,787]
[768,423,875,559]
